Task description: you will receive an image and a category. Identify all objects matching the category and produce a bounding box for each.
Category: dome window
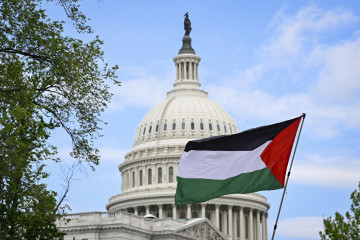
[200,122,204,130]
[148,169,152,185]
[163,123,167,131]
[181,121,185,130]
[209,123,213,131]
[169,167,174,183]
[191,122,195,130]
[230,126,233,134]
[139,170,143,186]
[217,124,221,132]
[127,173,130,189]
[149,126,152,133]
[224,125,227,133]
[143,127,146,135]
[158,167,162,183]
[155,124,159,132]
[172,122,176,131]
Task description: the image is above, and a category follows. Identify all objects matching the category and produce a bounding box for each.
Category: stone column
[176,62,179,81]
[201,204,206,218]
[215,204,220,229]
[262,212,266,240]
[228,206,233,239]
[134,207,138,216]
[249,209,254,240]
[256,211,261,240]
[233,210,238,240]
[189,60,193,80]
[265,214,268,240]
[172,204,177,220]
[159,204,163,219]
[196,63,198,80]
[223,209,227,234]
[145,205,150,215]
[239,207,244,240]
[187,204,191,218]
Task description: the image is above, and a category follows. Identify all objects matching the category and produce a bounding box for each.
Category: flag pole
[271,113,306,240]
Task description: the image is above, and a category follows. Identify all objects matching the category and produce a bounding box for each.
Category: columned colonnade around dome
[121,203,268,240]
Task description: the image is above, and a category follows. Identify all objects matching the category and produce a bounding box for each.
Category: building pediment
[175,218,228,240]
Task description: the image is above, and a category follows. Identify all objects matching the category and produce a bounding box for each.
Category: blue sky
[45,1,360,239]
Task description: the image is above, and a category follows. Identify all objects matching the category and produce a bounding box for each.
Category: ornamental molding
[106,192,270,212]
[120,155,180,171]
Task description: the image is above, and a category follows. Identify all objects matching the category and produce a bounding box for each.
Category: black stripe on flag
[184,116,301,152]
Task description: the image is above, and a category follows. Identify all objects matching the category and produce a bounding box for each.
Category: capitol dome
[106,28,270,240]
[132,75,238,152]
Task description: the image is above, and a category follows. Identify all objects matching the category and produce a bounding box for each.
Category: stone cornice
[106,192,270,212]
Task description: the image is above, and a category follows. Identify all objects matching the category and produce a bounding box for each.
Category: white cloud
[205,5,360,137]
[311,38,360,103]
[56,147,129,164]
[269,216,324,239]
[108,65,173,112]
[99,147,129,163]
[264,5,357,66]
[292,163,360,189]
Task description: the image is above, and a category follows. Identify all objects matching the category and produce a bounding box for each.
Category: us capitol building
[58,15,270,240]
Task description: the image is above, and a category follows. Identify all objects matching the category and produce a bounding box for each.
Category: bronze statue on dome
[184,12,192,36]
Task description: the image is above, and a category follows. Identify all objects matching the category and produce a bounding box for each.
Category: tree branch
[0,48,51,62]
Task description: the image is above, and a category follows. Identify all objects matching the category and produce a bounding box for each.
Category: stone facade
[57,211,227,240]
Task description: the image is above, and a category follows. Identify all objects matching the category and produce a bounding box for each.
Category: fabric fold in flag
[175,115,302,205]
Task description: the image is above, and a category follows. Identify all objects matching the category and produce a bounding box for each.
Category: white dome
[132,90,238,153]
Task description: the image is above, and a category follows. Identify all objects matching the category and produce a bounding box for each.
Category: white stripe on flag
[178,141,270,180]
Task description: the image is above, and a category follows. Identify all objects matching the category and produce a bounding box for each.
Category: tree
[319,182,360,240]
[0,0,118,238]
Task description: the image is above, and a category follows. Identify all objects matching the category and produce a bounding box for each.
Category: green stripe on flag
[175,167,283,205]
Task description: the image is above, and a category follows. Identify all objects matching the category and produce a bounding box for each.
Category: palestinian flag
[175,115,303,205]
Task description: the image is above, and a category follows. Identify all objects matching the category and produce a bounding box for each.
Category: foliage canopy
[0,0,118,238]
[320,182,360,240]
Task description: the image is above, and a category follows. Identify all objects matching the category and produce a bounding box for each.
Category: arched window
[230,126,233,134]
[127,172,130,189]
[149,125,152,133]
[209,123,213,131]
[143,127,146,135]
[172,122,176,131]
[163,123,167,131]
[180,211,186,219]
[155,124,159,132]
[139,170,143,186]
[132,171,135,187]
[200,122,204,130]
[181,121,185,130]
[224,125,227,133]
[169,167,174,183]
[192,211,198,218]
[217,124,221,132]
[191,122,195,130]
[148,169,152,185]
[158,167,162,183]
